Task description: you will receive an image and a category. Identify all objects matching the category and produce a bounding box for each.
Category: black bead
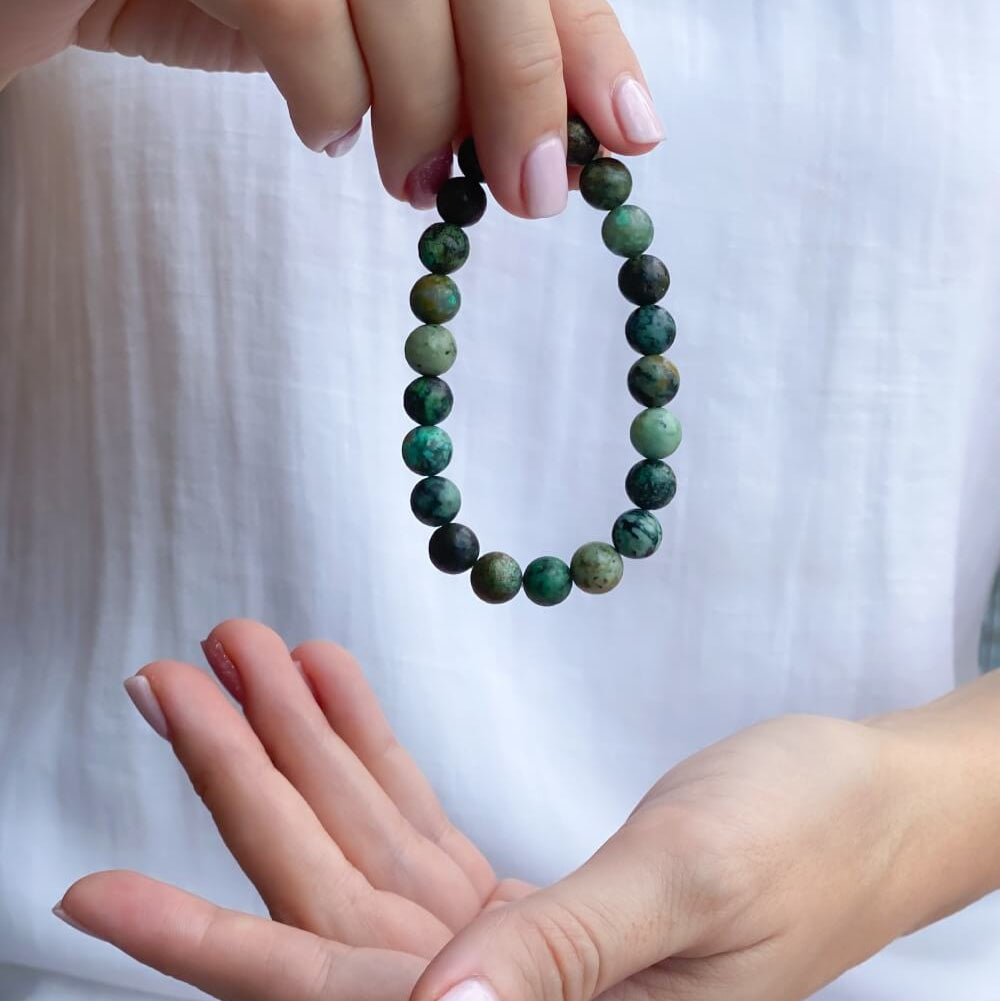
[567,115,600,166]
[437,177,487,227]
[457,137,484,182]
[429,523,481,574]
[618,255,670,305]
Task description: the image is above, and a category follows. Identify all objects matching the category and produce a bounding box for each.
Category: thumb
[410,825,697,1001]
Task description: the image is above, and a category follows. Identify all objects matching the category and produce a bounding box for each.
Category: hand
[58,619,534,999]
[0,0,663,214]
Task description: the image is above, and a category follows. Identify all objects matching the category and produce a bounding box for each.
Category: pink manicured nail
[522,136,568,218]
[123,675,169,741]
[437,980,501,1001]
[405,146,453,210]
[53,905,101,941]
[201,636,244,703]
[325,122,362,158]
[613,75,666,144]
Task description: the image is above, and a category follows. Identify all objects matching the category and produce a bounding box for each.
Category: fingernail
[437,980,501,1001]
[53,905,101,941]
[613,75,666,145]
[123,676,169,741]
[522,135,568,218]
[201,636,244,703]
[405,145,453,210]
[324,122,362,158]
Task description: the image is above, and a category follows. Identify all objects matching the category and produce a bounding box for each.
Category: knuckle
[244,0,339,41]
[510,904,603,1001]
[565,3,623,41]
[500,27,564,93]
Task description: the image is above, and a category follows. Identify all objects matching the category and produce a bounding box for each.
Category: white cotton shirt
[1,2,999,998]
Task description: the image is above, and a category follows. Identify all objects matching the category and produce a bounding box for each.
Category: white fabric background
[1,1,998,998]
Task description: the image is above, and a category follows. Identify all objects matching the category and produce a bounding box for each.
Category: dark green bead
[402,426,453,475]
[570,542,623,595]
[429,523,480,574]
[471,552,522,604]
[437,177,487,227]
[630,408,682,459]
[458,137,484,182]
[580,157,633,210]
[410,476,461,526]
[618,255,670,306]
[418,223,469,275]
[612,509,662,559]
[625,459,677,510]
[523,557,573,607]
[404,377,453,425]
[404,325,457,376]
[602,205,654,258]
[567,115,600,166]
[628,355,679,408]
[626,306,676,355]
[411,275,461,324]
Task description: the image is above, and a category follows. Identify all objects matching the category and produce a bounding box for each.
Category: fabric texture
[0,2,998,998]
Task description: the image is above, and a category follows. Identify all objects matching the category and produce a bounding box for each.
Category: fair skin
[58,619,1000,1001]
[0,0,664,214]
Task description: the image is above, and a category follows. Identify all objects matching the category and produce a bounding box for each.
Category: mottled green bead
[628,355,679,408]
[626,306,676,355]
[567,115,600,166]
[523,557,573,607]
[402,426,453,475]
[471,552,523,604]
[410,476,461,526]
[410,274,461,324]
[418,223,469,275]
[404,325,457,376]
[404,377,453,425]
[580,157,633,210]
[612,509,662,559]
[630,408,682,459]
[602,205,654,258]
[570,542,623,595]
[625,459,677,510]
[618,255,670,306]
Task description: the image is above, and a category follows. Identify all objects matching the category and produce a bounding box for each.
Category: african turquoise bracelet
[403,117,680,606]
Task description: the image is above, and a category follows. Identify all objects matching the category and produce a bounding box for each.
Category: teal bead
[410,476,461,526]
[404,377,453,425]
[625,459,677,510]
[626,306,676,355]
[471,552,523,604]
[630,408,682,459]
[404,325,457,376]
[580,158,633,210]
[602,205,654,258]
[570,542,623,595]
[523,557,573,607]
[628,355,679,408]
[402,426,452,475]
[418,223,470,275]
[612,509,662,559]
[411,275,461,324]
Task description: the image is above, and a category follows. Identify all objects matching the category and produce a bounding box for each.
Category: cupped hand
[0,0,662,214]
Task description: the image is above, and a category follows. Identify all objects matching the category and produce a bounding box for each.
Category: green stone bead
[618,255,670,306]
[523,557,573,607]
[566,115,600,166]
[404,325,457,376]
[628,355,679,408]
[402,426,452,475]
[625,459,677,510]
[410,274,461,324]
[570,542,623,595]
[602,205,654,258]
[626,306,676,355]
[579,157,633,210]
[418,223,470,275]
[630,408,682,459]
[612,509,662,559]
[410,476,461,526]
[403,376,453,425]
[471,552,523,604]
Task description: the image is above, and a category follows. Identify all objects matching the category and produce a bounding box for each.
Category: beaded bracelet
[403,116,680,606]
